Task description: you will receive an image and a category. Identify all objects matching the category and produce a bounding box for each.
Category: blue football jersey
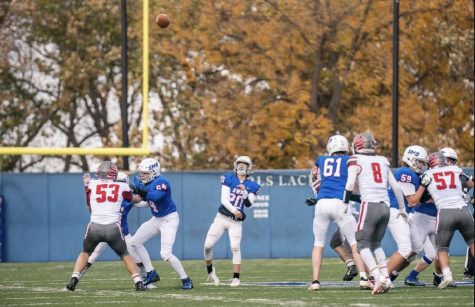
[414,188,437,217]
[219,172,261,212]
[314,155,349,201]
[119,200,134,236]
[133,175,177,218]
[388,167,419,213]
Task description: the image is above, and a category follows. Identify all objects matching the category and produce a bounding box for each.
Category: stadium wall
[0,169,473,262]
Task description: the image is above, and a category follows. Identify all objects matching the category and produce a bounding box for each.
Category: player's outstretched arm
[388,170,408,222]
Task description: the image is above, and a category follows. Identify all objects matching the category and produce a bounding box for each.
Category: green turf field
[0,257,473,306]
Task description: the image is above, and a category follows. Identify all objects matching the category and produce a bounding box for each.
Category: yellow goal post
[0,0,150,157]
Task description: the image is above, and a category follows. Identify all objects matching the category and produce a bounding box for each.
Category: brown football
[156,14,170,28]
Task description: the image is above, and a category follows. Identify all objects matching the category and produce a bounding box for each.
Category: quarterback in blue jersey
[129,158,193,290]
[307,135,366,291]
[204,156,261,287]
[386,145,430,285]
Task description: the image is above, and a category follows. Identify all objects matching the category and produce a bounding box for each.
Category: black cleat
[432,273,442,287]
[343,265,358,281]
[65,277,79,291]
[135,281,146,291]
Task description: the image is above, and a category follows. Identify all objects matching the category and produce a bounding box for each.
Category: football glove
[305,198,317,206]
[420,173,432,189]
[130,184,148,199]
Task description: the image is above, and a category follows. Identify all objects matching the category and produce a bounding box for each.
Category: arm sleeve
[388,170,405,210]
[221,185,237,213]
[345,165,359,192]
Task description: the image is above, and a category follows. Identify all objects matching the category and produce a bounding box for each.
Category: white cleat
[438,275,454,289]
[230,278,241,287]
[383,278,392,293]
[372,276,385,295]
[207,267,220,286]
[146,283,157,289]
[308,282,320,291]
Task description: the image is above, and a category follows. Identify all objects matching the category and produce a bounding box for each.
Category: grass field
[0,257,473,306]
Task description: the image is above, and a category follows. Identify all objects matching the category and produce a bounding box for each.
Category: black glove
[130,184,148,199]
[305,198,317,206]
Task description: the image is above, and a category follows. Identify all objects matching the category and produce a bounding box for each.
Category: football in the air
[156,14,170,28]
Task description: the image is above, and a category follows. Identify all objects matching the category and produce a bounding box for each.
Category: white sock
[373,248,388,278]
[359,248,379,277]
[346,259,355,267]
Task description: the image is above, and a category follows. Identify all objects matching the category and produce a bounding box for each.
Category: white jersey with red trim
[425,165,466,210]
[87,179,132,224]
[348,154,391,205]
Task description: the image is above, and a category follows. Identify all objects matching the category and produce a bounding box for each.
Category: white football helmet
[326,135,349,155]
[116,171,130,184]
[402,145,427,174]
[234,156,253,176]
[138,158,161,183]
[440,147,457,165]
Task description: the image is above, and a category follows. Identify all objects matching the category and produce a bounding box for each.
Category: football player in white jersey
[419,151,474,288]
[203,156,261,287]
[343,133,408,294]
[79,172,151,283]
[440,147,474,280]
[64,161,145,291]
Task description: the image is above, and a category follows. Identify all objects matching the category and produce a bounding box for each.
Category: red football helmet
[351,132,377,154]
[97,161,118,180]
[427,151,446,168]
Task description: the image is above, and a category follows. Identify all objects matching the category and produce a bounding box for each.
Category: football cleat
[135,281,146,291]
[146,283,157,289]
[382,277,392,293]
[371,276,385,295]
[144,270,160,286]
[463,269,474,280]
[181,277,193,290]
[438,273,454,289]
[343,265,358,281]
[230,278,241,287]
[432,273,442,287]
[360,276,374,290]
[65,277,79,292]
[404,276,425,286]
[207,267,220,286]
[308,281,320,291]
